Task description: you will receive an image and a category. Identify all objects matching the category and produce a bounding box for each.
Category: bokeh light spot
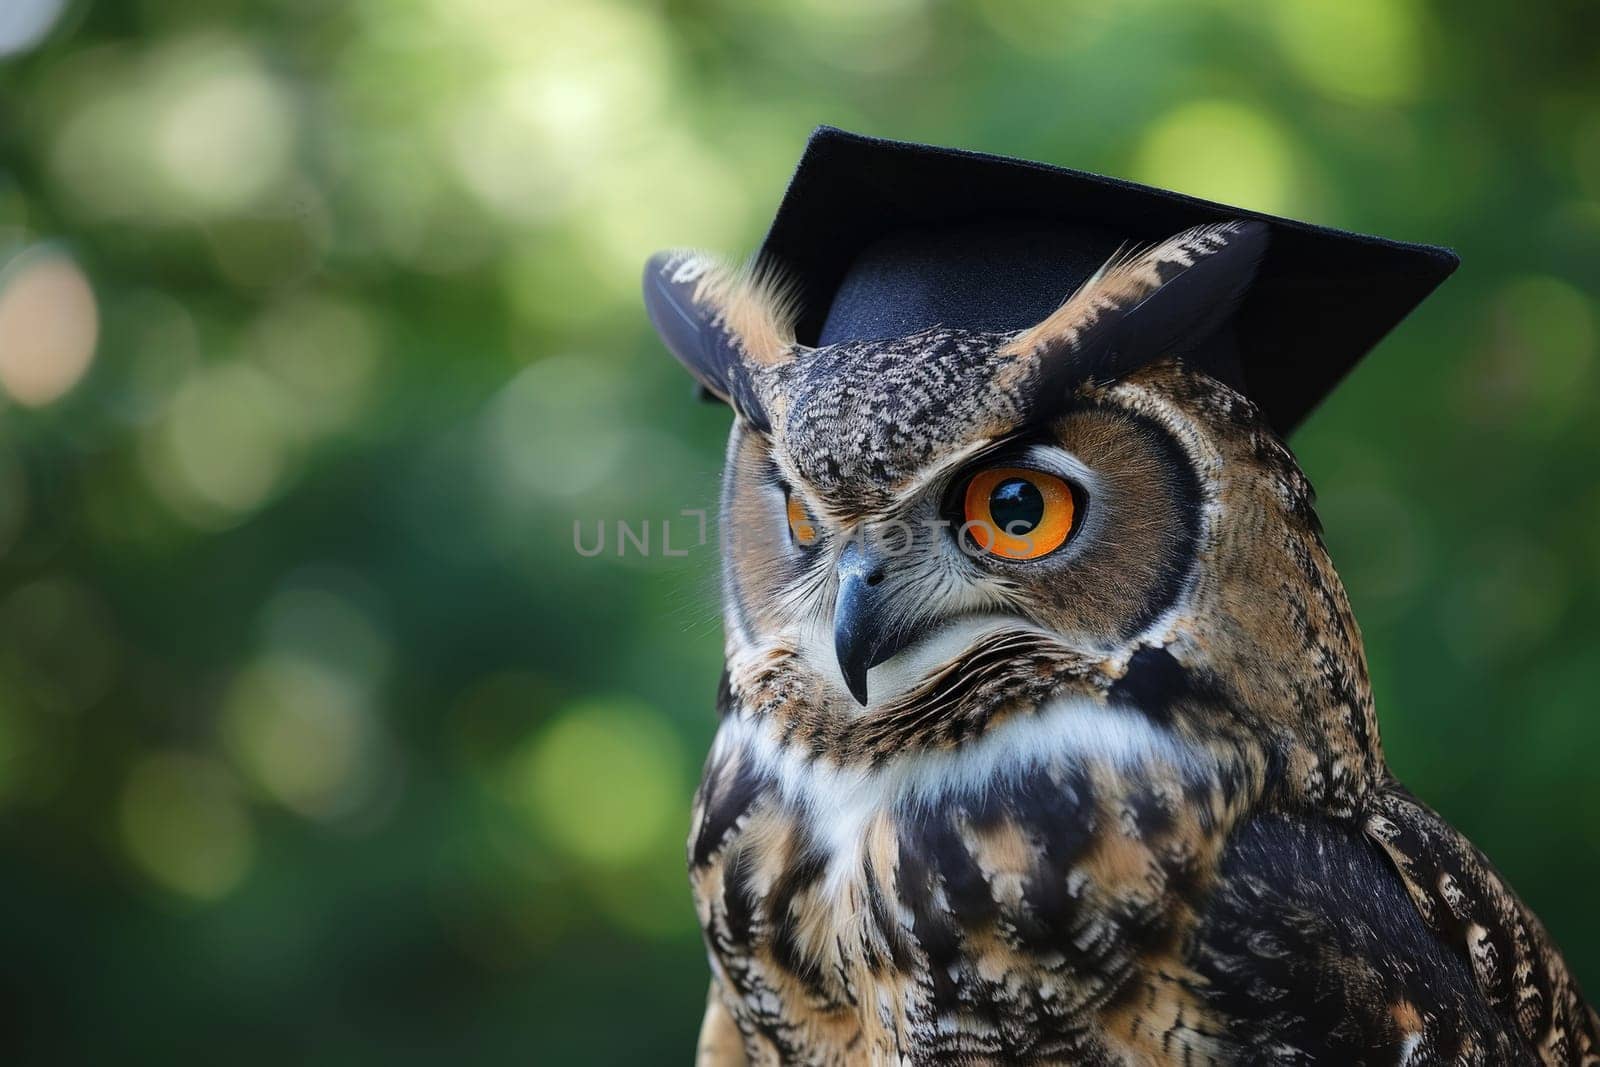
[1133,100,1297,214]
[261,579,391,686]
[119,753,255,901]
[483,354,629,500]
[0,248,98,407]
[1270,0,1423,105]
[441,1,671,223]
[221,657,383,821]
[48,37,296,222]
[247,294,379,429]
[49,86,149,221]
[508,699,685,869]
[0,0,65,58]
[584,132,750,292]
[142,361,302,528]
[154,51,296,213]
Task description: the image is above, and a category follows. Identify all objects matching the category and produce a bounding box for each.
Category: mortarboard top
[753,126,1459,437]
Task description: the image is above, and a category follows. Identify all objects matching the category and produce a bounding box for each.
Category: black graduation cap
[738,125,1457,437]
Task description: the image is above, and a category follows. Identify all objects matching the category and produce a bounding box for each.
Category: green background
[1,0,1597,1062]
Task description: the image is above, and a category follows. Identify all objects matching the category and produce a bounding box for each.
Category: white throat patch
[714,692,1213,891]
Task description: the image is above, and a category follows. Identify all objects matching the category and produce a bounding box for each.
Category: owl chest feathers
[689,695,1247,1063]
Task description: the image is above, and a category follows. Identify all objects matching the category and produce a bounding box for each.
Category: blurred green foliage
[0,0,1598,1062]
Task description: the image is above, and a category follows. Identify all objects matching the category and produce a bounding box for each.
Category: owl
[645,129,1600,1065]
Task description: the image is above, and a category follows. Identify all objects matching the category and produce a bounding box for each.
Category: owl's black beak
[833,539,919,705]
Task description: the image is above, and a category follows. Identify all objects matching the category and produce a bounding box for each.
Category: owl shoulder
[1192,808,1534,1064]
[1363,784,1600,1064]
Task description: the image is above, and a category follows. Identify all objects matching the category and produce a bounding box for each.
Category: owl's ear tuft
[1003,220,1269,385]
[642,251,804,428]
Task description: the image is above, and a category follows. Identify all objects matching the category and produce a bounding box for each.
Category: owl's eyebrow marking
[1011,443,1095,485]
[929,432,1076,498]
[880,432,1030,511]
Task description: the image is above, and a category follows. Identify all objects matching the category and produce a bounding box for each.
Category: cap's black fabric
[756,126,1459,436]
[820,221,1122,343]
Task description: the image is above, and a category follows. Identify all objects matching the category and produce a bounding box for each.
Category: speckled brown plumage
[646,223,1599,1065]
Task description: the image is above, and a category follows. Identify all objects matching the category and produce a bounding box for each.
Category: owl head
[648,219,1262,687]
[644,130,1456,810]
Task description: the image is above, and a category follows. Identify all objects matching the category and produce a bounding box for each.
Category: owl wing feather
[1364,784,1600,1064]
[1193,811,1528,1063]
[1192,798,1599,1065]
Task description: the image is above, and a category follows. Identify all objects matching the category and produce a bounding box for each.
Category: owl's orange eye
[786,495,819,547]
[962,467,1076,560]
